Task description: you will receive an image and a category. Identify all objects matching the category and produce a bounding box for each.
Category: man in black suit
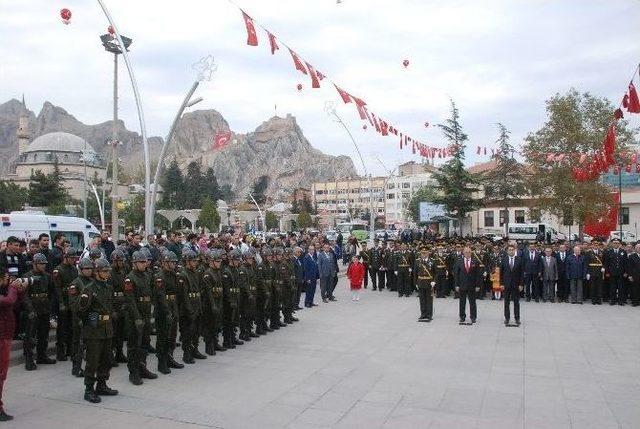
[523,243,543,302]
[603,238,628,305]
[554,243,570,303]
[500,244,524,325]
[627,243,640,306]
[454,247,480,323]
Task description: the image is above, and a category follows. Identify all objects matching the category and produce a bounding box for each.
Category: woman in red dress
[347,255,366,301]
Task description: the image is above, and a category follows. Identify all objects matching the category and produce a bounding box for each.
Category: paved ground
[4,274,640,429]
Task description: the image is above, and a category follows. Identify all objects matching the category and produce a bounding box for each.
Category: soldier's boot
[167,353,184,369]
[95,381,119,396]
[222,330,235,349]
[249,325,259,338]
[84,384,102,403]
[56,345,68,361]
[290,315,299,323]
[233,329,244,346]
[129,371,143,385]
[205,343,216,356]
[140,365,158,379]
[36,354,56,365]
[192,347,207,360]
[24,353,37,371]
[157,356,171,375]
[213,337,227,352]
[111,352,119,368]
[114,349,128,363]
[182,350,195,364]
[239,330,250,342]
[71,360,84,377]
[269,319,280,330]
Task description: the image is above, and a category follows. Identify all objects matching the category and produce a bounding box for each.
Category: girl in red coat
[347,255,366,301]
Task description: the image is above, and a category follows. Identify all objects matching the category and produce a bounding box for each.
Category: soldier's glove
[600,268,606,273]
[483,272,487,277]
[586,274,591,281]
[134,319,144,331]
[408,268,412,273]
[430,282,436,287]
[475,287,480,292]
[394,271,398,275]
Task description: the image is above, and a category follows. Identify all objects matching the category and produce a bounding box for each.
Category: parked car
[609,230,637,243]
[568,233,593,243]
[481,233,504,242]
[324,230,338,241]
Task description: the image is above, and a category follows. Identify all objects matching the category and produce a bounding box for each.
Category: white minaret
[17,95,30,157]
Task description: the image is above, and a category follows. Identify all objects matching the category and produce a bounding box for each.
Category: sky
[2,0,640,176]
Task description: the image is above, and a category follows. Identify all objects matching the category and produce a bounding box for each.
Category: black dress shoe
[84,388,101,403]
[37,356,56,365]
[183,352,195,364]
[129,373,143,385]
[290,317,299,322]
[311,303,319,306]
[95,382,119,396]
[233,338,244,346]
[140,366,158,379]
[192,349,207,359]
[504,320,509,326]
[471,319,477,324]
[25,359,37,371]
[168,355,184,369]
[329,296,337,301]
[0,410,14,421]
[516,320,521,326]
[295,306,303,310]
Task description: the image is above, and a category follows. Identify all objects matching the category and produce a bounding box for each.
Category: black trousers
[504,287,520,322]
[377,270,386,290]
[418,288,433,319]
[386,271,396,291]
[589,275,603,303]
[631,279,640,305]
[56,309,72,357]
[84,337,112,386]
[609,275,625,304]
[458,289,477,321]
[557,275,569,301]
[397,269,411,296]
[524,274,541,299]
[24,312,50,359]
[368,267,377,289]
[362,263,369,288]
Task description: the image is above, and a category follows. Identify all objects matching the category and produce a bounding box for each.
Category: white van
[506,223,565,243]
[0,211,100,252]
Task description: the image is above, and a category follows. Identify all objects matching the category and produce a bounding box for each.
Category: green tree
[264,210,279,230]
[198,197,221,232]
[408,186,439,223]
[202,167,221,202]
[184,161,204,209]
[301,195,315,214]
[523,89,636,235]
[297,210,313,229]
[291,199,301,214]
[121,194,145,229]
[160,159,185,209]
[480,123,526,233]
[0,181,27,212]
[249,175,269,205]
[219,184,235,202]
[28,161,70,208]
[431,100,478,233]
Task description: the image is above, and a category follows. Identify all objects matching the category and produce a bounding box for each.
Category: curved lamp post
[95,0,151,234]
[149,55,217,226]
[325,101,375,238]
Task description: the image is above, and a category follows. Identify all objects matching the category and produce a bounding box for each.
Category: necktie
[510,257,514,269]
[465,258,470,272]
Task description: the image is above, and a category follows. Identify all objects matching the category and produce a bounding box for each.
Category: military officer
[586,242,605,305]
[255,248,273,335]
[434,246,449,298]
[239,249,259,341]
[109,249,128,365]
[359,242,371,289]
[79,258,118,403]
[52,250,78,362]
[394,243,413,297]
[415,247,436,322]
[224,249,243,348]
[69,258,95,377]
[177,249,207,364]
[201,249,227,354]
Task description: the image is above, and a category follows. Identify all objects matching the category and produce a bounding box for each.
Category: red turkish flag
[380,120,388,136]
[304,62,320,88]
[371,113,381,133]
[603,123,616,157]
[334,84,352,104]
[351,95,368,120]
[627,83,640,113]
[268,32,279,55]
[241,11,258,46]
[288,49,307,74]
[213,131,232,150]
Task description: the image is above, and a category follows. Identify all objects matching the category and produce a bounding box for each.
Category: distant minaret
[17,94,30,157]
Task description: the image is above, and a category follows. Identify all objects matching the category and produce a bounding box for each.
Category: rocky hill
[0,99,356,201]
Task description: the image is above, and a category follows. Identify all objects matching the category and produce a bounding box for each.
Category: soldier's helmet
[89,248,102,259]
[78,258,94,270]
[209,249,224,261]
[110,249,126,261]
[140,247,152,261]
[182,249,198,261]
[229,248,243,260]
[94,258,111,271]
[131,251,147,263]
[162,251,179,263]
[32,253,48,265]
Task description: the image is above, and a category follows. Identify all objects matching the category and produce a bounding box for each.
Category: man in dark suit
[454,247,480,323]
[554,243,570,303]
[627,243,640,306]
[603,238,628,305]
[523,243,543,302]
[500,244,523,325]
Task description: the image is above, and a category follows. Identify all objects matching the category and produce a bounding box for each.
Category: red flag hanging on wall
[213,131,232,150]
[304,62,320,88]
[288,49,307,74]
[241,11,258,46]
[267,32,279,54]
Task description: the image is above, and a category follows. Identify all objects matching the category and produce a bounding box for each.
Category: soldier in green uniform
[22,253,56,370]
[123,251,158,385]
[586,241,605,305]
[270,248,286,329]
[79,258,118,403]
[177,249,207,364]
[201,249,227,354]
[394,243,413,297]
[223,249,243,348]
[434,246,449,298]
[238,249,259,341]
[152,252,173,374]
[280,248,298,325]
[156,251,185,368]
[109,249,128,365]
[255,248,273,335]
[415,247,436,322]
[368,240,381,291]
[69,258,95,377]
[359,242,371,289]
[472,243,488,300]
[52,250,78,362]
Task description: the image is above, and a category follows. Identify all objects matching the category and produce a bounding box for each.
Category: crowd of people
[1,228,639,421]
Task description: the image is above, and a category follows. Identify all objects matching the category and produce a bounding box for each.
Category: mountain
[0,99,356,201]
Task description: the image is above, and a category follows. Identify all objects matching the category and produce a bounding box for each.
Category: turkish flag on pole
[213,131,232,150]
[241,11,258,46]
[288,48,308,74]
[627,83,640,113]
[267,32,279,54]
[334,84,352,104]
[305,62,321,88]
[352,95,368,120]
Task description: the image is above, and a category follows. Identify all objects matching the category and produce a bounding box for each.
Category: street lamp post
[325,102,375,239]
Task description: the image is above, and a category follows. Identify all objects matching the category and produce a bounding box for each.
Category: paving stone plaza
[4,273,640,429]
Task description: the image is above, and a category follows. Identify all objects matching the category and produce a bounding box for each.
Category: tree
[297,210,313,229]
[0,181,27,212]
[408,186,439,223]
[160,159,185,209]
[264,210,279,230]
[291,199,301,214]
[184,160,204,209]
[202,167,221,202]
[431,100,479,233]
[301,195,315,214]
[28,161,70,209]
[121,194,145,229]
[219,184,235,202]
[480,123,526,233]
[249,175,269,205]
[523,89,636,235]
[198,197,220,232]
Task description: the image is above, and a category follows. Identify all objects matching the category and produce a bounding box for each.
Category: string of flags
[237,6,449,159]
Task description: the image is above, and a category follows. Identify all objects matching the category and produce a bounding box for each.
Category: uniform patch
[155,278,164,288]
[124,279,134,292]
[69,285,77,296]
[52,270,59,279]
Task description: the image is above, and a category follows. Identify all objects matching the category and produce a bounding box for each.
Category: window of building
[621,207,630,225]
[403,182,410,189]
[499,209,509,226]
[484,211,495,227]
[378,208,384,213]
[387,183,395,189]
[387,193,395,199]
[515,210,525,224]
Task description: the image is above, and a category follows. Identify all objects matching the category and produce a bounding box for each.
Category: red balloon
[297,83,303,91]
[60,8,72,24]
[108,25,115,35]
[402,59,410,68]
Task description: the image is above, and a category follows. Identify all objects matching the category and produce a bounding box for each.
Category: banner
[213,131,232,150]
